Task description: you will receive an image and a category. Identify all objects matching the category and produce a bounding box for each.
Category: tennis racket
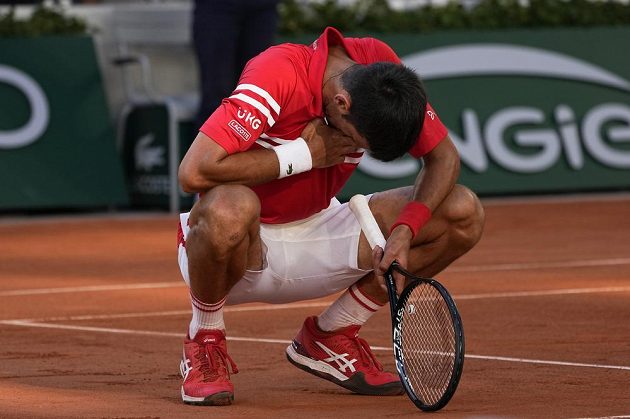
[349,194,465,412]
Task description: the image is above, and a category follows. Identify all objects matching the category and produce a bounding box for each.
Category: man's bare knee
[190,185,261,250]
[444,185,485,250]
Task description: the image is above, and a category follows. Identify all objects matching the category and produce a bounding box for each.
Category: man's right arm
[178,131,280,192]
[179,120,358,194]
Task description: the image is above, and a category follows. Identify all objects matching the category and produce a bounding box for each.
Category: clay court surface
[1,194,629,418]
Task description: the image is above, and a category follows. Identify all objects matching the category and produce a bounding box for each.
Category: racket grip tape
[349,195,386,250]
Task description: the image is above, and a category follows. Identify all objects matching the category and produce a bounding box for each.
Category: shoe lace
[195,342,239,381]
[354,336,383,371]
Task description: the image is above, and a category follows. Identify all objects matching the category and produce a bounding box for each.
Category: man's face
[324,100,369,150]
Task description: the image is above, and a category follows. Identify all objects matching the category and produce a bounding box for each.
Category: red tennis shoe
[286,316,403,396]
[180,329,238,405]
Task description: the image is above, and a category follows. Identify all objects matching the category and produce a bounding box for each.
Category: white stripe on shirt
[255,139,274,149]
[344,156,363,164]
[235,84,281,115]
[229,93,276,127]
[260,133,293,145]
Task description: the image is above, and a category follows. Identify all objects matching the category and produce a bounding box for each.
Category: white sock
[317,284,385,332]
[188,292,226,339]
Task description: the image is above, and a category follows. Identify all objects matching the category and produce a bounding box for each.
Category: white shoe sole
[286,343,349,382]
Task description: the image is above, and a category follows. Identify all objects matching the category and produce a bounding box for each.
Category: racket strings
[399,283,456,406]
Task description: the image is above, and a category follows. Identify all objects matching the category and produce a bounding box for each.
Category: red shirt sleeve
[199,46,297,154]
[408,103,448,158]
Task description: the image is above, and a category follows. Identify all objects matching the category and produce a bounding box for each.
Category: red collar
[307,27,359,116]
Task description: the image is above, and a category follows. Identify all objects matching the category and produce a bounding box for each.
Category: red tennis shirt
[200,27,448,224]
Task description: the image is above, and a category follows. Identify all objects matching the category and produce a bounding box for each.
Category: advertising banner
[285,27,630,197]
[0,36,128,210]
[120,103,196,211]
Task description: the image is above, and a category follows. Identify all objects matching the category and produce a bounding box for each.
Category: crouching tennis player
[176,26,484,405]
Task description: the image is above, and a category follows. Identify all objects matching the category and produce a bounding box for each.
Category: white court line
[461,354,630,372]
[7,302,333,323]
[2,256,630,298]
[0,282,184,296]
[4,285,630,324]
[0,320,291,345]
[0,211,173,226]
[1,320,629,372]
[455,286,630,300]
[569,416,630,419]
[447,258,630,273]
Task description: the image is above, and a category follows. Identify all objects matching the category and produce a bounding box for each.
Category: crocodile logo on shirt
[286,163,293,175]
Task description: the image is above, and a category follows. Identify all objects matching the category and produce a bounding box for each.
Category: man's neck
[322,46,356,96]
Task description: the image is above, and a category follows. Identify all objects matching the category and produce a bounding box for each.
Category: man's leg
[318,184,483,326]
[180,185,263,405]
[186,184,263,305]
[288,185,483,394]
[354,184,485,301]
[357,185,485,303]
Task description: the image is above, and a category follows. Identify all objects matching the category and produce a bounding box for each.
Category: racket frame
[348,194,465,412]
[386,262,465,411]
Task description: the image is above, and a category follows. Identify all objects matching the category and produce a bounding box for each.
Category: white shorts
[177,198,371,305]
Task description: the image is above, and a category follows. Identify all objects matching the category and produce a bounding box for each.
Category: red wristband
[390,201,432,239]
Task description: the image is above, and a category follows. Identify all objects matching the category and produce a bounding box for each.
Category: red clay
[1,195,629,418]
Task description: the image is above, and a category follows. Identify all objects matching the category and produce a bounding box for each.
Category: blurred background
[1,0,629,214]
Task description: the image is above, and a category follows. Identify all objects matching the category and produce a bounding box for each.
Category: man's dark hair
[341,62,427,162]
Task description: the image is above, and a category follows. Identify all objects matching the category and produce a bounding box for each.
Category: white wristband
[272,137,313,178]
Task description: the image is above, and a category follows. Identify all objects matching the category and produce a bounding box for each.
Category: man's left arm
[378,135,460,283]
[409,135,460,219]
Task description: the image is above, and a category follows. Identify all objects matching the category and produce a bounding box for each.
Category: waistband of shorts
[262,198,341,229]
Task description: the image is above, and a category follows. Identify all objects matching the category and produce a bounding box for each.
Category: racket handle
[349,194,386,250]
[350,194,399,314]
